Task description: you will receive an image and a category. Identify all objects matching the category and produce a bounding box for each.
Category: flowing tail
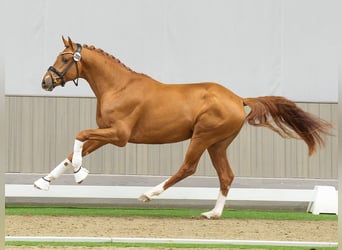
[243,96,332,156]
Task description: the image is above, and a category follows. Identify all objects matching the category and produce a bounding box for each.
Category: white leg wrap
[47,158,72,180]
[72,139,89,183]
[72,139,84,170]
[201,191,227,219]
[33,158,71,191]
[139,179,169,202]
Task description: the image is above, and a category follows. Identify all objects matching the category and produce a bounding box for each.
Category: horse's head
[42,36,83,91]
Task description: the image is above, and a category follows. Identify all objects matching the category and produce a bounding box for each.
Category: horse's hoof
[74,166,89,184]
[200,211,221,219]
[33,177,50,191]
[138,194,152,202]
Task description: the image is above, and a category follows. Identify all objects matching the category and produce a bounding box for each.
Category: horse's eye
[62,57,68,63]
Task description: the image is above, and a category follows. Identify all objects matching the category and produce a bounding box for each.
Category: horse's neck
[81,49,140,98]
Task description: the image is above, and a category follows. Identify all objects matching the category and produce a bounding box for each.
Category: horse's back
[164,82,245,121]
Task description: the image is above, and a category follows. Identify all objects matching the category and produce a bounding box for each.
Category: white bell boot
[73,166,89,184]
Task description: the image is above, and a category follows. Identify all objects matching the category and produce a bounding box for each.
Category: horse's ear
[68,36,75,50]
[62,36,69,47]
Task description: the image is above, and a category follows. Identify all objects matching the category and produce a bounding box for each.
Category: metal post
[0,1,5,247]
[338,65,342,250]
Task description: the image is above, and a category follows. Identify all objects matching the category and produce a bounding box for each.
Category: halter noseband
[48,43,82,87]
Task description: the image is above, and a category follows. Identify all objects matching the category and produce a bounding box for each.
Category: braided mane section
[243,96,332,155]
[83,44,145,76]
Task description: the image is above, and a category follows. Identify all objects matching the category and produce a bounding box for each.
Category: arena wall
[6,96,337,179]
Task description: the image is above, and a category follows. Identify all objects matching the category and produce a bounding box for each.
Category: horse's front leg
[34,140,106,190]
[68,139,107,183]
[69,139,89,184]
[69,127,129,181]
[33,158,72,190]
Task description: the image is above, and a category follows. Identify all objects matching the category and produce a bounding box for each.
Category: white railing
[5,184,338,215]
[5,184,314,202]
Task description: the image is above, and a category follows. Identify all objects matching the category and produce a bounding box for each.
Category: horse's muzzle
[42,74,55,91]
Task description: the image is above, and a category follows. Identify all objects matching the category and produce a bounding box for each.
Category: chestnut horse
[34,37,331,218]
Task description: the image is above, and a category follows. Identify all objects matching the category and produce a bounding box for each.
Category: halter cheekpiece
[48,43,82,87]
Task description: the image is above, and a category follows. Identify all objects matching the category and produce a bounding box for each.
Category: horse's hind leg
[201,138,234,219]
[139,138,207,201]
[33,140,106,190]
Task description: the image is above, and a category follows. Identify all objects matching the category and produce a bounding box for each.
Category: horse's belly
[129,123,193,144]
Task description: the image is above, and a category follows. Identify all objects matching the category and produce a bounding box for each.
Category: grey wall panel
[6,96,337,179]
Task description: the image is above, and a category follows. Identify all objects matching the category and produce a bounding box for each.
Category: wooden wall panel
[6,96,337,179]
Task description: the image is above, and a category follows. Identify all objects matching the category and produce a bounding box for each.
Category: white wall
[4,0,341,102]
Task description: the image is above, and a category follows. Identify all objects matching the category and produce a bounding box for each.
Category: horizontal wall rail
[5,184,315,202]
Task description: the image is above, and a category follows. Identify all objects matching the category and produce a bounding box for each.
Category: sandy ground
[6,215,337,249]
